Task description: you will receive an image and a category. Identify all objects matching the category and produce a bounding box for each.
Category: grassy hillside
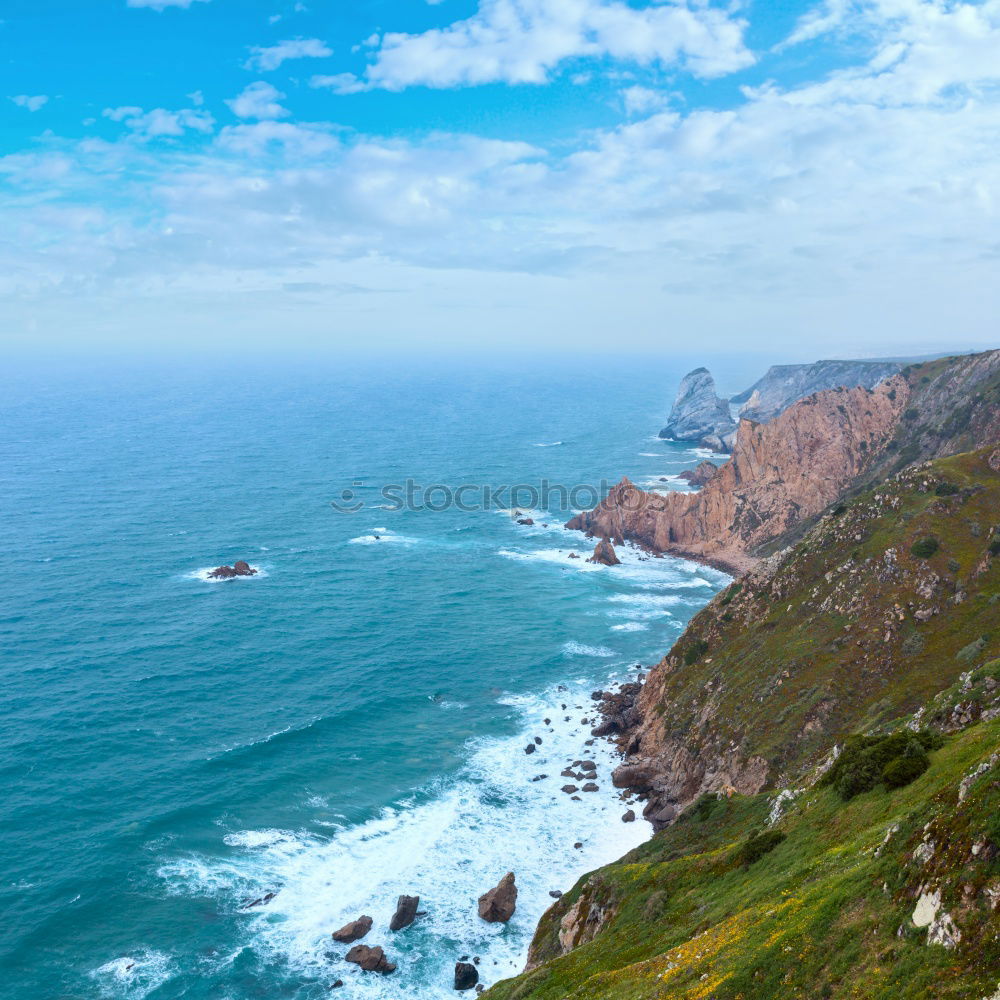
[487,447,1000,999]
[488,713,1000,1000]
[650,445,1000,787]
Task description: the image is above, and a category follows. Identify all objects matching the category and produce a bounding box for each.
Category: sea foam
[157,676,649,997]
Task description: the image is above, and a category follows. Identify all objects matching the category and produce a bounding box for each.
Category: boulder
[567,552,579,559]
[344,945,396,974]
[587,538,620,566]
[331,916,372,943]
[524,744,536,755]
[621,809,636,823]
[208,560,258,580]
[582,782,599,792]
[454,962,479,991]
[478,872,517,922]
[389,894,420,931]
[678,460,719,488]
[516,517,534,526]
[561,785,578,794]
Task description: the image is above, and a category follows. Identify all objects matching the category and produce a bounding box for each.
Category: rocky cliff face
[869,349,1000,477]
[658,367,736,448]
[569,378,908,574]
[733,358,902,423]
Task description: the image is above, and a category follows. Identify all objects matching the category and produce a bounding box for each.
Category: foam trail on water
[157,675,649,997]
[90,950,176,999]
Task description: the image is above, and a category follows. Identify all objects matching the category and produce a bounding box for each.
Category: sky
[1,0,999,359]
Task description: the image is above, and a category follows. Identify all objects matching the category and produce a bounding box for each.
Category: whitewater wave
[498,547,601,570]
[610,622,648,632]
[185,565,267,583]
[562,641,615,657]
[156,676,649,998]
[90,950,176,999]
[349,530,419,546]
[532,441,565,447]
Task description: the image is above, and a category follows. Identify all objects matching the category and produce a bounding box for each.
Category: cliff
[733,358,902,423]
[569,378,908,574]
[658,368,736,448]
[486,444,1000,1000]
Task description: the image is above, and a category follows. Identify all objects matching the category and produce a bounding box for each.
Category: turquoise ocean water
[1,357,736,999]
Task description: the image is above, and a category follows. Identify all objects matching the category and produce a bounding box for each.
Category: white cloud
[5,0,1000,356]
[11,95,49,112]
[126,0,209,9]
[327,0,753,92]
[102,105,215,137]
[246,37,332,71]
[621,85,667,116]
[226,81,290,119]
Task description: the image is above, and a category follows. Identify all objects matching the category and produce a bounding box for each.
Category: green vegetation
[821,730,940,800]
[734,829,786,868]
[487,719,1000,1000]
[910,536,940,559]
[684,638,709,665]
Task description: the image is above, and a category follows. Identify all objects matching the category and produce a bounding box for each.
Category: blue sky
[2,0,999,357]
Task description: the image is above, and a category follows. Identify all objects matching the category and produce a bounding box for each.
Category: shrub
[821,730,941,800]
[904,407,919,421]
[736,829,786,868]
[934,482,959,496]
[883,753,929,789]
[720,582,742,606]
[684,639,709,665]
[989,539,1000,557]
[685,792,725,823]
[911,536,940,559]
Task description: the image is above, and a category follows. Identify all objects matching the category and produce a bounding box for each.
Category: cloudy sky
[2,0,999,358]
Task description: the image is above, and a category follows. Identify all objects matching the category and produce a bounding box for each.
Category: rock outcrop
[344,944,396,974]
[478,872,517,922]
[569,379,908,574]
[677,460,718,488]
[587,538,620,566]
[454,962,479,990]
[331,916,372,943]
[733,359,902,423]
[658,368,736,448]
[208,560,257,579]
[389,894,419,931]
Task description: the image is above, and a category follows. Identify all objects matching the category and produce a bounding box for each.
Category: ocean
[0,356,734,999]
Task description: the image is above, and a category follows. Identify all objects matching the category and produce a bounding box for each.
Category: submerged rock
[478,872,517,922]
[454,961,479,990]
[331,916,372,943]
[208,560,257,580]
[345,944,396,973]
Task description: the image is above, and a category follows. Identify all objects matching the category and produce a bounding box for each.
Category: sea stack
[389,894,420,931]
[587,538,620,566]
[478,872,517,922]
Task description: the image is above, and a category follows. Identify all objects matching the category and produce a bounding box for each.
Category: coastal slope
[486,444,1000,1000]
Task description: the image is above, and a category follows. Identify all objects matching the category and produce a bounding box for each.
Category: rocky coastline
[484,351,1000,1000]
